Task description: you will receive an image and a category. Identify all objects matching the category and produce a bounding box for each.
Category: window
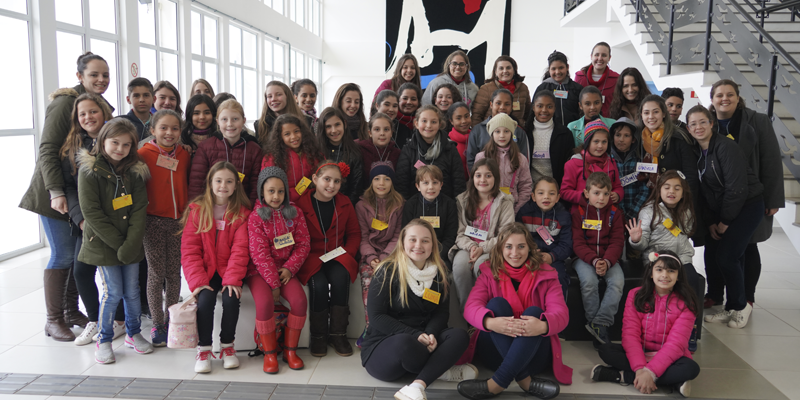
[138,0,180,93]
[264,0,284,15]
[229,25,258,127]
[264,39,285,83]
[310,0,320,36]
[291,49,306,80]
[0,2,41,258]
[290,0,304,28]
[191,9,219,93]
[55,0,121,112]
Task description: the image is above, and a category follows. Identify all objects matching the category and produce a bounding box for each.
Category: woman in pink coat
[458,223,570,400]
[592,250,700,397]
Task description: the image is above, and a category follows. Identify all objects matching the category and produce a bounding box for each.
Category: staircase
[564,0,800,230]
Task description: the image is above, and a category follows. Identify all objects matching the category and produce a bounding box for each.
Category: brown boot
[256,319,279,374]
[328,305,353,356]
[282,314,305,370]
[309,309,328,357]
[63,267,89,328]
[44,269,76,341]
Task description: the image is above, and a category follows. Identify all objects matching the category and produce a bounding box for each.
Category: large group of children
[20,42,784,400]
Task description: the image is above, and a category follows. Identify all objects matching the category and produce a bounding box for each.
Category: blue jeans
[573,259,624,327]
[41,216,77,270]
[97,263,142,343]
[476,297,552,389]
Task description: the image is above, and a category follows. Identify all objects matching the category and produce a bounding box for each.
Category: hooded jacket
[247,201,310,289]
[355,197,403,265]
[571,196,625,267]
[182,203,251,292]
[464,261,572,384]
[401,193,459,265]
[630,202,695,265]
[470,80,532,128]
[422,74,480,107]
[516,200,573,263]
[138,143,191,219]
[466,117,531,173]
[449,192,515,261]
[561,153,624,207]
[574,67,620,118]
[474,149,532,213]
[396,131,467,200]
[534,77,584,127]
[324,140,364,206]
[76,150,149,267]
[610,133,650,221]
[189,132,263,204]
[622,287,695,378]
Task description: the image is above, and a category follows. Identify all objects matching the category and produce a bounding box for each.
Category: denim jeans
[40,216,77,270]
[452,249,490,309]
[97,263,142,343]
[573,259,624,327]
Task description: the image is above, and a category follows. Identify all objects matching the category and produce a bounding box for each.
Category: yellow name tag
[422,287,441,304]
[582,219,602,230]
[237,172,245,182]
[371,218,389,231]
[273,232,295,249]
[512,101,520,111]
[420,216,440,228]
[663,218,682,237]
[156,154,179,171]
[499,187,511,195]
[112,194,132,210]
[726,133,735,141]
[296,176,312,195]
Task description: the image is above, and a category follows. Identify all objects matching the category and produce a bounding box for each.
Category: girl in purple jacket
[592,250,700,397]
[458,223,570,400]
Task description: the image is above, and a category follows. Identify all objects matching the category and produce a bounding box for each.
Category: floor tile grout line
[10,374,42,395]
[753,307,800,334]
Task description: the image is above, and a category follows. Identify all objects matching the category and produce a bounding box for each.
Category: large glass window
[264,0,284,15]
[290,0,304,28]
[311,0,320,36]
[263,39,285,84]
[229,25,258,126]
[138,0,180,92]
[190,9,219,93]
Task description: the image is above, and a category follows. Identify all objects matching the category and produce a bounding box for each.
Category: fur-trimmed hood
[48,87,80,101]
[77,148,150,180]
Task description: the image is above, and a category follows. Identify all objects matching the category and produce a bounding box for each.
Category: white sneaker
[678,380,692,397]
[92,321,126,342]
[220,343,239,369]
[728,303,754,329]
[195,346,214,373]
[438,363,478,382]
[704,308,733,323]
[394,385,426,400]
[75,322,98,346]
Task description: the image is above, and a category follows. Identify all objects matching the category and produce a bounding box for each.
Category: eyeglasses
[688,120,711,129]
[450,62,467,68]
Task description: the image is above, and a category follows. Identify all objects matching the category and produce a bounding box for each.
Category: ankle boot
[44,269,76,341]
[282,314,305,370]
[328,305,353,356]
[309,309,328,357]
[256,319,279,374]
[63,267,89,328]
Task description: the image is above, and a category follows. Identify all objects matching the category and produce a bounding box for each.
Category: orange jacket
[138,143,191,219]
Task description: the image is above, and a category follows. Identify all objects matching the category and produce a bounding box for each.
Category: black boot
[328,305,353,356]
[309,309,328,357]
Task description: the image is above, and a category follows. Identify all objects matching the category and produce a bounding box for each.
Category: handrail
[759,0,800,14]
[728,0,800,74]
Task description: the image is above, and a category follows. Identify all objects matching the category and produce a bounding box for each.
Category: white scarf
[406,261,438,297]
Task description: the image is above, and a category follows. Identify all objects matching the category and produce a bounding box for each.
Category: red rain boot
[282,314,305,370]
[256,319,279,374]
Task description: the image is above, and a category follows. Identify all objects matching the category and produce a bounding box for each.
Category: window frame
[138,0,180,92]
[190,7,219,93]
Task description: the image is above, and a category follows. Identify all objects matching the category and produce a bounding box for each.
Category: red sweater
[261,151,317,203]
[356,139,401,181]
[181,203,251,292]
[247,201,311,289]
[574,67,620,118]
[295,190,361,285]
[571,196,625,267]
[138,143,191,219]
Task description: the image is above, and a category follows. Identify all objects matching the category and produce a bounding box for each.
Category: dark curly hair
[264,114,323,173]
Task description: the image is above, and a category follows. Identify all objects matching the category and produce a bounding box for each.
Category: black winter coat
[401,193,459,266]
[323,141,363,206]
[534,77,584,128]
[396,131,467,200]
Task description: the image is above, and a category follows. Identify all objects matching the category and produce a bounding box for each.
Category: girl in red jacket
[592,250,700,397]
[181,161,251,374]
[247,166,311,374]
[560,119,623,210]
[296,161,361,359]
[261,114,324,202]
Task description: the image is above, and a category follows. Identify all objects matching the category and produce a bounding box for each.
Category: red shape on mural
[463,0,481,14]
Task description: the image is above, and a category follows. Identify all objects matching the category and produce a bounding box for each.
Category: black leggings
[598,343,699,385]
[709,244,761,304]
[73,236,124,322]
[363,328,469,387]
[683,263,703,339]
[307,261,350,312]
[196,273,240,346]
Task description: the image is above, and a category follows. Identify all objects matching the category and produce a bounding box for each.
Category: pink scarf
[500,261,538,318]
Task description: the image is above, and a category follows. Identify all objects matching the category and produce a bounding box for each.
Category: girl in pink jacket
[560,119,623,210]
[458,223,570,400]
[591,250,700,397]
[247,166,311,374]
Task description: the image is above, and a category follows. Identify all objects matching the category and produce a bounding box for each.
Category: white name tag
[532,150,550,159]
[554,90,568,99]
[620,172,639,187]
[319,246,346,263]
[636,162,658,174]
[465,226,489,241]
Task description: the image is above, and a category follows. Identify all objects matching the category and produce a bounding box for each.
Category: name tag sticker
[465,226,489,241]
[422,287,441,304]
[532,150,550,159]
[319,246,346,263]
[420,216,440,228]
[663,218,682,237]
[215,220,226,231]
[112,194,132,210]
[536,226,555,245]
[620,172,639,187]
[636,162,658,174]
[602,95,606,103]
[237,172,246,182]
[582,219,602,230]
[499,187,511,195]
[371,218,389,231]
[296,176,312,195]
[156,155,179,171]
[512,101,521,111]
[274,232,295,249]
[414,160,426,169]
[554,90,568,99]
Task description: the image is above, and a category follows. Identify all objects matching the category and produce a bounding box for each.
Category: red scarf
[583,151,613,179]
[586,64,608,87]
[450,74,465,85]
[500,261,538,318]
[448,127,469,145]
[396,111,414,129]
[498,80,516,94]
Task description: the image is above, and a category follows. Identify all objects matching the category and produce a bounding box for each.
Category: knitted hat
[370,161,396,181]
[609,117,637,138]
[487,113,517,136]
[583,118,610,145]
[256,166,297,221]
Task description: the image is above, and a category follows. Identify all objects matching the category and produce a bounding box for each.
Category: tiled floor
[1,228,799,399]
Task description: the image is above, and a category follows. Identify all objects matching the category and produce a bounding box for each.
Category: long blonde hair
[257,81,306,141]
[375,219,449,307]
[181,161,251,233]
[488,223,546,281]
[60,93,113,174]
